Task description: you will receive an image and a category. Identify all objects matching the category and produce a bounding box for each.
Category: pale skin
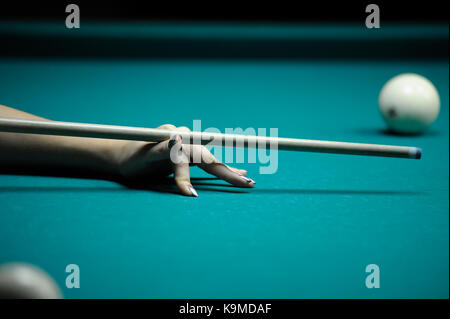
[0,105,255,197]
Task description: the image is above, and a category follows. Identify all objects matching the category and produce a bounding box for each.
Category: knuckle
[200,147,218,163]
[158,124,177,130]
[177,126,191,132]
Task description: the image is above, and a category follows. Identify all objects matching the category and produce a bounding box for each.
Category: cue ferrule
[0,118,422,159]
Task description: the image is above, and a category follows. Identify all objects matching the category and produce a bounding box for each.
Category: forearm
[0,105,125,178]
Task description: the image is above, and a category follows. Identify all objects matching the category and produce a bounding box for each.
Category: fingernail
[187,185,198,197]
[168,134,182,149]
[239,175,256,184]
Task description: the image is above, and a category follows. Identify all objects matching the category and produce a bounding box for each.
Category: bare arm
[0,104,255,196]
[0,104,122,178]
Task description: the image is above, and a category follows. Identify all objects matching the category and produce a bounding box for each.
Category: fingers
[141,124,178,158]
[150,125,189,158]
[187,145,254,187]
[226,165,247,176]
[168,135,198,197]
[174,126,254,187]
[157,124,177,130]
[173,160,198,197]
[150,126,196,196]
[147,125,182,158]
[154,124,254,193]
[147,138,174,159]
[198,162,255,188]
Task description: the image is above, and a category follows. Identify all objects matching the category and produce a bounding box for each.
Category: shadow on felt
[352,127,441,137]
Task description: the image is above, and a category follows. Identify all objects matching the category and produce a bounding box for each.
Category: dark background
[0,0,448,23]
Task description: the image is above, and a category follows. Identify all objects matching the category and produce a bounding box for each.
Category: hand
[115,124,255,197]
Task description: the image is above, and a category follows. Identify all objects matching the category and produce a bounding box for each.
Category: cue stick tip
[413,147,422,160]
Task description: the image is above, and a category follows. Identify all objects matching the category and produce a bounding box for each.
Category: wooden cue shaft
[0,118,422,159]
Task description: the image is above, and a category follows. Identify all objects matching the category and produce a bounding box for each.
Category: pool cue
[0,118,422,159]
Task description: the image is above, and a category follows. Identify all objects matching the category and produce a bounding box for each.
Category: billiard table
[0,21,448,299]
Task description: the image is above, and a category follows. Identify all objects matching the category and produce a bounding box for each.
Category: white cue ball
[0,263,62,299]
[379,73,440,134]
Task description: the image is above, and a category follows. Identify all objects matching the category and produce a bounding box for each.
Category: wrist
[106,139,147,179]
[80,138,126,179]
